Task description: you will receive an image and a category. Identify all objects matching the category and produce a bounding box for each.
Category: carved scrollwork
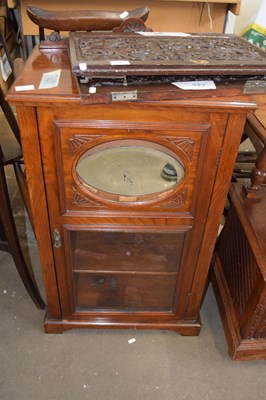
[113,18,152,33]
[72,187,104,208]
[156,189,187,208]
[247,296,266,339]
[39,31,69,50]
[68,134,103,156]
[72,34,266,68]
[162,137,194,160]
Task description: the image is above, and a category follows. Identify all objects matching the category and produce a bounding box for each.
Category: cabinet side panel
[16,106,62,318]
[187,113,249,318]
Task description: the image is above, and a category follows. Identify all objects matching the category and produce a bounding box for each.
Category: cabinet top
[6,44,259,111]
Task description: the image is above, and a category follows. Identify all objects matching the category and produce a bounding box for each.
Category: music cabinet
[7,45,257,334]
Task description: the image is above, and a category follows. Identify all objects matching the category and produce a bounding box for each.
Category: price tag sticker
[138,32,192,37]
[15,85,35,91]
[172,80,216,90]
[110,60,130,66]
[120,11,129,19]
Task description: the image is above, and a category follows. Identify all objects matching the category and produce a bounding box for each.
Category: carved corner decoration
[112,18,152,33]
[39,31,69,50]
[162,137,194,160]
[247,296,266,339]
[72,187,104,208]
[73,185,187,209]
[157,189,187,208]
[68,134,103,156]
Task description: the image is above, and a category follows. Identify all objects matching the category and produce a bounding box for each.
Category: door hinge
[53,228,62,248]
[111,90,138,102]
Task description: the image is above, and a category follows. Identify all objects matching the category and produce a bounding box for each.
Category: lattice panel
[218,210,260,317]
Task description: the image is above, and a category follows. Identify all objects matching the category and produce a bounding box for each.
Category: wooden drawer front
[74,272,177,311]
[53,120,210,213]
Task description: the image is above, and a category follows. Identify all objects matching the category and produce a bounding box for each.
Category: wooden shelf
[156,0,241,15]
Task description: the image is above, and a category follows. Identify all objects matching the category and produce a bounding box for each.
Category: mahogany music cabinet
[7,36,261,334]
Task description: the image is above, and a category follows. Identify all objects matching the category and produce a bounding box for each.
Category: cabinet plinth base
[44,315,202,336]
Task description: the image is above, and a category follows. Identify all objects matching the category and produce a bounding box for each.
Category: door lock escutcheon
[53,228,62,248]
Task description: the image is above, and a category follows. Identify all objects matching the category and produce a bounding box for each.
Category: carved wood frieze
[162,137,194,160]
[72,187,104,208]
[70,32,266,77]
[68,134,103,156]
[156,189,187,208]
[73,185,187,209]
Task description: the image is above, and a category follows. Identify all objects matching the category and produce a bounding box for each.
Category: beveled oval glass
[75,142,184,202]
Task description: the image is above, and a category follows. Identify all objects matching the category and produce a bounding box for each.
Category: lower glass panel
[74,272,178,311]
[71,230,184,273]
[68,229,185,312]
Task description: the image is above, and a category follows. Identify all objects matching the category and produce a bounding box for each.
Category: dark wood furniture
[26,5,149,40]
[0,87,45,309]
[18,0,242,38]
[212,112,266,360]
[7,38,260,334]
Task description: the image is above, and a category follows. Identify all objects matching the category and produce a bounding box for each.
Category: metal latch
[111,91,138,102]
[53,229,62,248]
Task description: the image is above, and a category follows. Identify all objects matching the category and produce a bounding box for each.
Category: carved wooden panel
[53,120,209,214]
[69,33,266,77]
[247,296,266,339]
[155,189,187,208]
[162,137,194,160]
[68,134,104,156]
[72,186,105,208]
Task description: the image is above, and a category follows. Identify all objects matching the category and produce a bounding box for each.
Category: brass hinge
[53,228,62,248]
[111,90,138,102]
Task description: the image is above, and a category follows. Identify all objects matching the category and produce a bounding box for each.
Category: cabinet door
[37,107,228,321]
[63,226,189,314]
[53,120,211,213]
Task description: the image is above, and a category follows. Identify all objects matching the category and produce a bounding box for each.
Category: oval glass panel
[76,145,184,201]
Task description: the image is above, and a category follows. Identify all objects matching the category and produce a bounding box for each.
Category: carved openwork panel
[69,33,266,76]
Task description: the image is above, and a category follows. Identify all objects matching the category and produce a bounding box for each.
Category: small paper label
[138,32,192,37]
[15,85,35,91]
[120,11,129,19]
[39,69,61,89]
[110,60,130,66]
[89,86,97,94]
[0,52,12,82]
[172,80,216,90]
[79,63,87,71]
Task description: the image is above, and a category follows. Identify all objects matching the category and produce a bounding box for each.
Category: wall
[226,0,263,34]
[20,0,228,35]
